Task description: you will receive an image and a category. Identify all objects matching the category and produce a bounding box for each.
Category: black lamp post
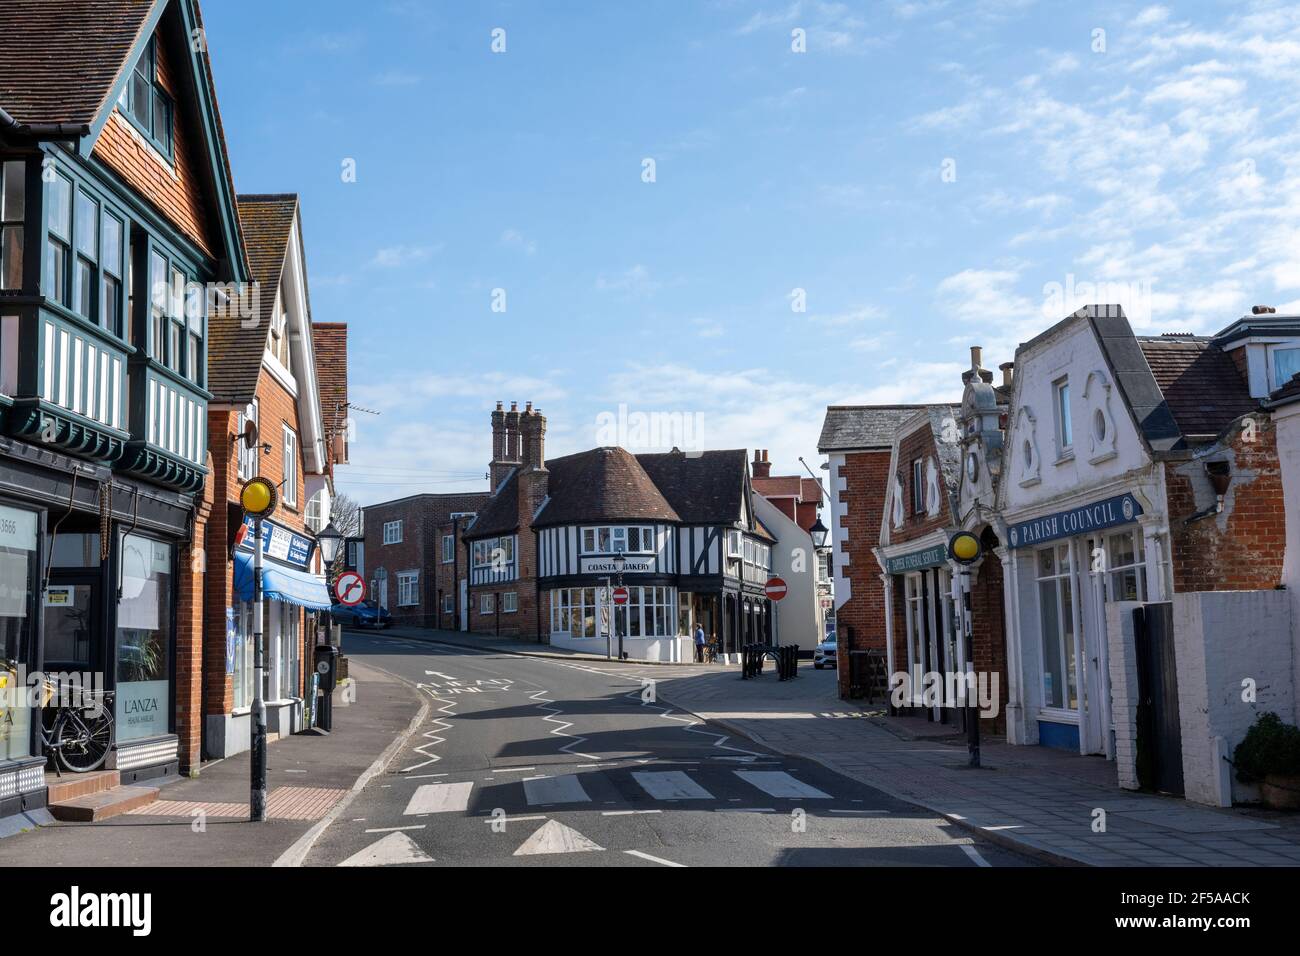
[613,549,626,660]
[316,520,344,571]
[809,515,829,550]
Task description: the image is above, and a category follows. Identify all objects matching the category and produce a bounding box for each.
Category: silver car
[814,635,837,669]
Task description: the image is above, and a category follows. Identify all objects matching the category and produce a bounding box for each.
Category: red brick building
[817,406,924,698]
[361,491,489,629]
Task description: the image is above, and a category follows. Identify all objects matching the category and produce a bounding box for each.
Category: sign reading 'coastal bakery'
[1008,492,1143,549]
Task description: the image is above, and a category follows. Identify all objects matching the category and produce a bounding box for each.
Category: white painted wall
[1276,403,1300,705]
[753,493,820,650]
[827,452,852,611]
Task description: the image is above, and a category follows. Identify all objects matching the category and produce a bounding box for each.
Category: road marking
[481,814,547,824]
[364,824,427,833]
[735,771,832,799]
[402,773,448,780]
[523,774,591,806]
[602,809,662,816]
[715,808,775,813]
[403,782,473,815]
[514,820,604,856]
[490,767,537,774]
[961,844,992,868]
[828,809,890,815]
[625,849,686,867]
[631,771,713,800]
[338,832,433,867]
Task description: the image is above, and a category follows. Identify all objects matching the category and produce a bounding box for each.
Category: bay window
[43,172,71,306]
[74,190,97,318]
[581,525,655,554]
[101,212,123,333]
[0,160,23,291]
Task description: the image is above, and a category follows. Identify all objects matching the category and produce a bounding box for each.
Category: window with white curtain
[397,571,419,606]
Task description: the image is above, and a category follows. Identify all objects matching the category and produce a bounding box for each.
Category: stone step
[48,785,159,823]
[45,769,120,804]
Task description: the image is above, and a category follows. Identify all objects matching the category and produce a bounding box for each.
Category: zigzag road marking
[529,688,601,761]
[400,675,517,774]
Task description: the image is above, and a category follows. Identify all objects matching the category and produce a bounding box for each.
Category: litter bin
[314,644,340,731]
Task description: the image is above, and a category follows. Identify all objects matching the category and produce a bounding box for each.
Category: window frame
[1034,542,1079,712]
[479,592,495,615]
[0,159,25,292]
[383,520,402,545]
[396,571,419,607]
[579,525,655,555]
[117,36,175,161]
[441,534,454,563]
[502,591,518,614]
[236,400,259,481]
[1053,377,1073,456]
[282,425,298,508]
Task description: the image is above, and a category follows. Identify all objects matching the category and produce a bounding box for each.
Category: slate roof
[1267,372,1300,407]
[818,405,928,452]
[1137,335,1257,439]
[468,447,759,539]
[0,0,153,130]
[312,323,348,441]
[208,194,297,401]
[1082,307,1184,454]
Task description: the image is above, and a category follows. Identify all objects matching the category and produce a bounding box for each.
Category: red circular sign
[612,586,629,606]
[335,571,367,607]
[764,577,788,601]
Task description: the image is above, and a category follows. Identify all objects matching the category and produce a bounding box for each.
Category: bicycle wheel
[56,711,112,773]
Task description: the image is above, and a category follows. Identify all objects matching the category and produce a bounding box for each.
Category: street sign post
[335,571,366,607]
[764,577,788,601]
[612,586,629,605]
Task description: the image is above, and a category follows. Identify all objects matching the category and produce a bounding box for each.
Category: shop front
[880,539,963,724]
[1004,490,1168,755]
[216,515,329,753]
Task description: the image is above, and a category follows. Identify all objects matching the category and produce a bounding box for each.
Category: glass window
[1035,542,1077,711]
[277,602,300,700]
[148,250,166,358]
[442,535,454,563]
[1,160,24,291]
[397,572,419,606]
[1055,379,1072,451]
[1273,347,1300,390]
[236,400,259,480]
[75,192,99,320]
[115,533,173,742]
[479,593,494,615]
[1102,530,1147,603]
[122,37,173,157]
[502,592,518,614]
[0,504,38,760]
[383,521,402,545]
[282,426,298,507]
[233,600,253,710]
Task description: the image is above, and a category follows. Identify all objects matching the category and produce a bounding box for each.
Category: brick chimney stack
[490,401,520,489]
[521,403,547,470]
[752,449,772,479]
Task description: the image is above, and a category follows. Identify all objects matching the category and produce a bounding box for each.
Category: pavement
[0,658,422,867]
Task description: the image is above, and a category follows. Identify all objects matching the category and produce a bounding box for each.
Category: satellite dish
[241,417,258,448]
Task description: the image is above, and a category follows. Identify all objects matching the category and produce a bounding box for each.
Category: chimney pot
[970,345,983,368]
[999,361,1014,387]
[1252,305,1277,315]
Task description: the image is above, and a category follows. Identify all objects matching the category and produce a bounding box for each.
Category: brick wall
[175,453,215,772]
[892,425,953,543]
[91,30,217,258]
[1166,418,1286,593]
[970,551,1008,734]
[834,449,891,698]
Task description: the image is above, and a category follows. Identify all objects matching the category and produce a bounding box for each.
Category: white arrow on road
[338,832,433,867]
[513,820,604,856]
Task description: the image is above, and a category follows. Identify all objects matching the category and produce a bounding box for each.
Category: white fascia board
[282,207,327,474]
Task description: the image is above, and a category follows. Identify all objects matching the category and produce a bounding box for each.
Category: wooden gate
[1133,602,1184,796]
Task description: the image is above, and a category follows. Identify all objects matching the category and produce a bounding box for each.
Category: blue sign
[239,515,314,567]
[1008,492,1143,549]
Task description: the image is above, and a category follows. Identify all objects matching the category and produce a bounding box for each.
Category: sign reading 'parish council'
[1008,492,1144,549]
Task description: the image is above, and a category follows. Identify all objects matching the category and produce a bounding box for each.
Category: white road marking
[481,814,547,824]
[602,809,662,816]
[490,767,537,774]
[364,824,427,833]
[735,771,832,799]
[625,849,686,867]
[523,774,591,806]
[632,770,713,800]
[715,808,775,813]
[403,782,473,815]
[961,844,992,868]
[402,773,448,780]
[828,809,890,815]
[338,832,433,867]
[513,820,604,856]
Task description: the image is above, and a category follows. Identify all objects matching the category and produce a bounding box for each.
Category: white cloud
[595,264,660,297]
[369,244,441,268]
[500,228,537,255]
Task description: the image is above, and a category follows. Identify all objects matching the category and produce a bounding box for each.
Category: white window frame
[383,520,402,545]
[442,593,454,615]
[397,571,419,607]
[1035,542,1079,712]
[236,400,259,481]
[726,529,743,558]
[442,534,454,563]
[502,591,518,614]
[479,592,495,615]
[282,425,298,507]
[1053,377,1073,457]
[580,525,655,555]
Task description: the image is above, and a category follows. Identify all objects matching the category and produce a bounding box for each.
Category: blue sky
[202,1,1300,504]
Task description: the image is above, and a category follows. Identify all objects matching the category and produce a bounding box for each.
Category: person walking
[694,623,706,663]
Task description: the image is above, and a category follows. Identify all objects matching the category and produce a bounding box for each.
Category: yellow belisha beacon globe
[948,530,982,565]
[239,476,277,518]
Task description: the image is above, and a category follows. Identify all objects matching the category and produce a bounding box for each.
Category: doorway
[43,570,105,677]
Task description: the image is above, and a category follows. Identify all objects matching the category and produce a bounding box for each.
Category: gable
[86,0,246,277]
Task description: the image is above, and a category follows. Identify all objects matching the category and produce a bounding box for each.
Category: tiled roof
[469,447,755,538]
[312,323,348,439]
[1137,335,1257,440]
[818,405,928,452]
[752,475,824,505]
[208,194,296,401]
[0,0,154,129]
[1268,372,1300,407]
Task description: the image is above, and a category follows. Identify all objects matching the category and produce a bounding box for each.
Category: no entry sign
[612,586,629,606]
[335,571,367,607]
[764,577,788,601]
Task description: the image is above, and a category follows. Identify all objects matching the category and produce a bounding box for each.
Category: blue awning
[233,551,332,610]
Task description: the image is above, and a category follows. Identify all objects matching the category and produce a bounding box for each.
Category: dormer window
[118,36,174,159]
[1272,346,1300,390]
[269,305,292,373]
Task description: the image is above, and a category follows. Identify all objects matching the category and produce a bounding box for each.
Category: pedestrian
[694,623,706,663]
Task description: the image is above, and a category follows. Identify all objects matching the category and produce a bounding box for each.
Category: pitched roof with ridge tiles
[208,194,297,401]
[312,322,348,442]
[818,405,928,452]
[1136,334,1258,441]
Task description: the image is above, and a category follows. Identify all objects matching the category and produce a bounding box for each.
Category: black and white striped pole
[240,477,278,822]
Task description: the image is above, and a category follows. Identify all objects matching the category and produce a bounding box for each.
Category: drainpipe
[0,106,89,141]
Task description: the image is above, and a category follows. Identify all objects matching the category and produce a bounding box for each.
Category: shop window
[442,534,454,563]
[233,600,254,710]
[0,160,24,291]
[277,603,299,700]
[0,504,38,760]
[115,533,173,742]
[502,591,518,614]
[1100,530,1147,603]
[383,520,402,545]
[623,586,675,638]
[397,571,419,606]
[1035,543,1078,711]
[550,588,598,637]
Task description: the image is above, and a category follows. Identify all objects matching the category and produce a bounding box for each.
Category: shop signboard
[239,516,314,567]
[580,556,654,574]
[884,544,948,575]
[115,679,169,740]
[1007,492,1143,549]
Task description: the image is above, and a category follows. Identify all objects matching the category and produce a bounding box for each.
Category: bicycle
[39,677,115,776]
[704,641,719,664]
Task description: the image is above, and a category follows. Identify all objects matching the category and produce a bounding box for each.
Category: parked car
[814,634,837,669]
[331,601,392,629]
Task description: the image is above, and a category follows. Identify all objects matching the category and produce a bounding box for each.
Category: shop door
[459,580,468,630]
[42,571,105,677]
[1133,603,1183,796]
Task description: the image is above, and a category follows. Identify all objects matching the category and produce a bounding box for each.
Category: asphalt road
[303,633,1037,868]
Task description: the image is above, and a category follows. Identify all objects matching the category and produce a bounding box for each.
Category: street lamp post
[315,521,344,650]
[239,477,278,822]
[613,550,626,660]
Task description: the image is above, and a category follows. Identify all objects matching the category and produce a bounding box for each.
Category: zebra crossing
[400,767,846,817]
